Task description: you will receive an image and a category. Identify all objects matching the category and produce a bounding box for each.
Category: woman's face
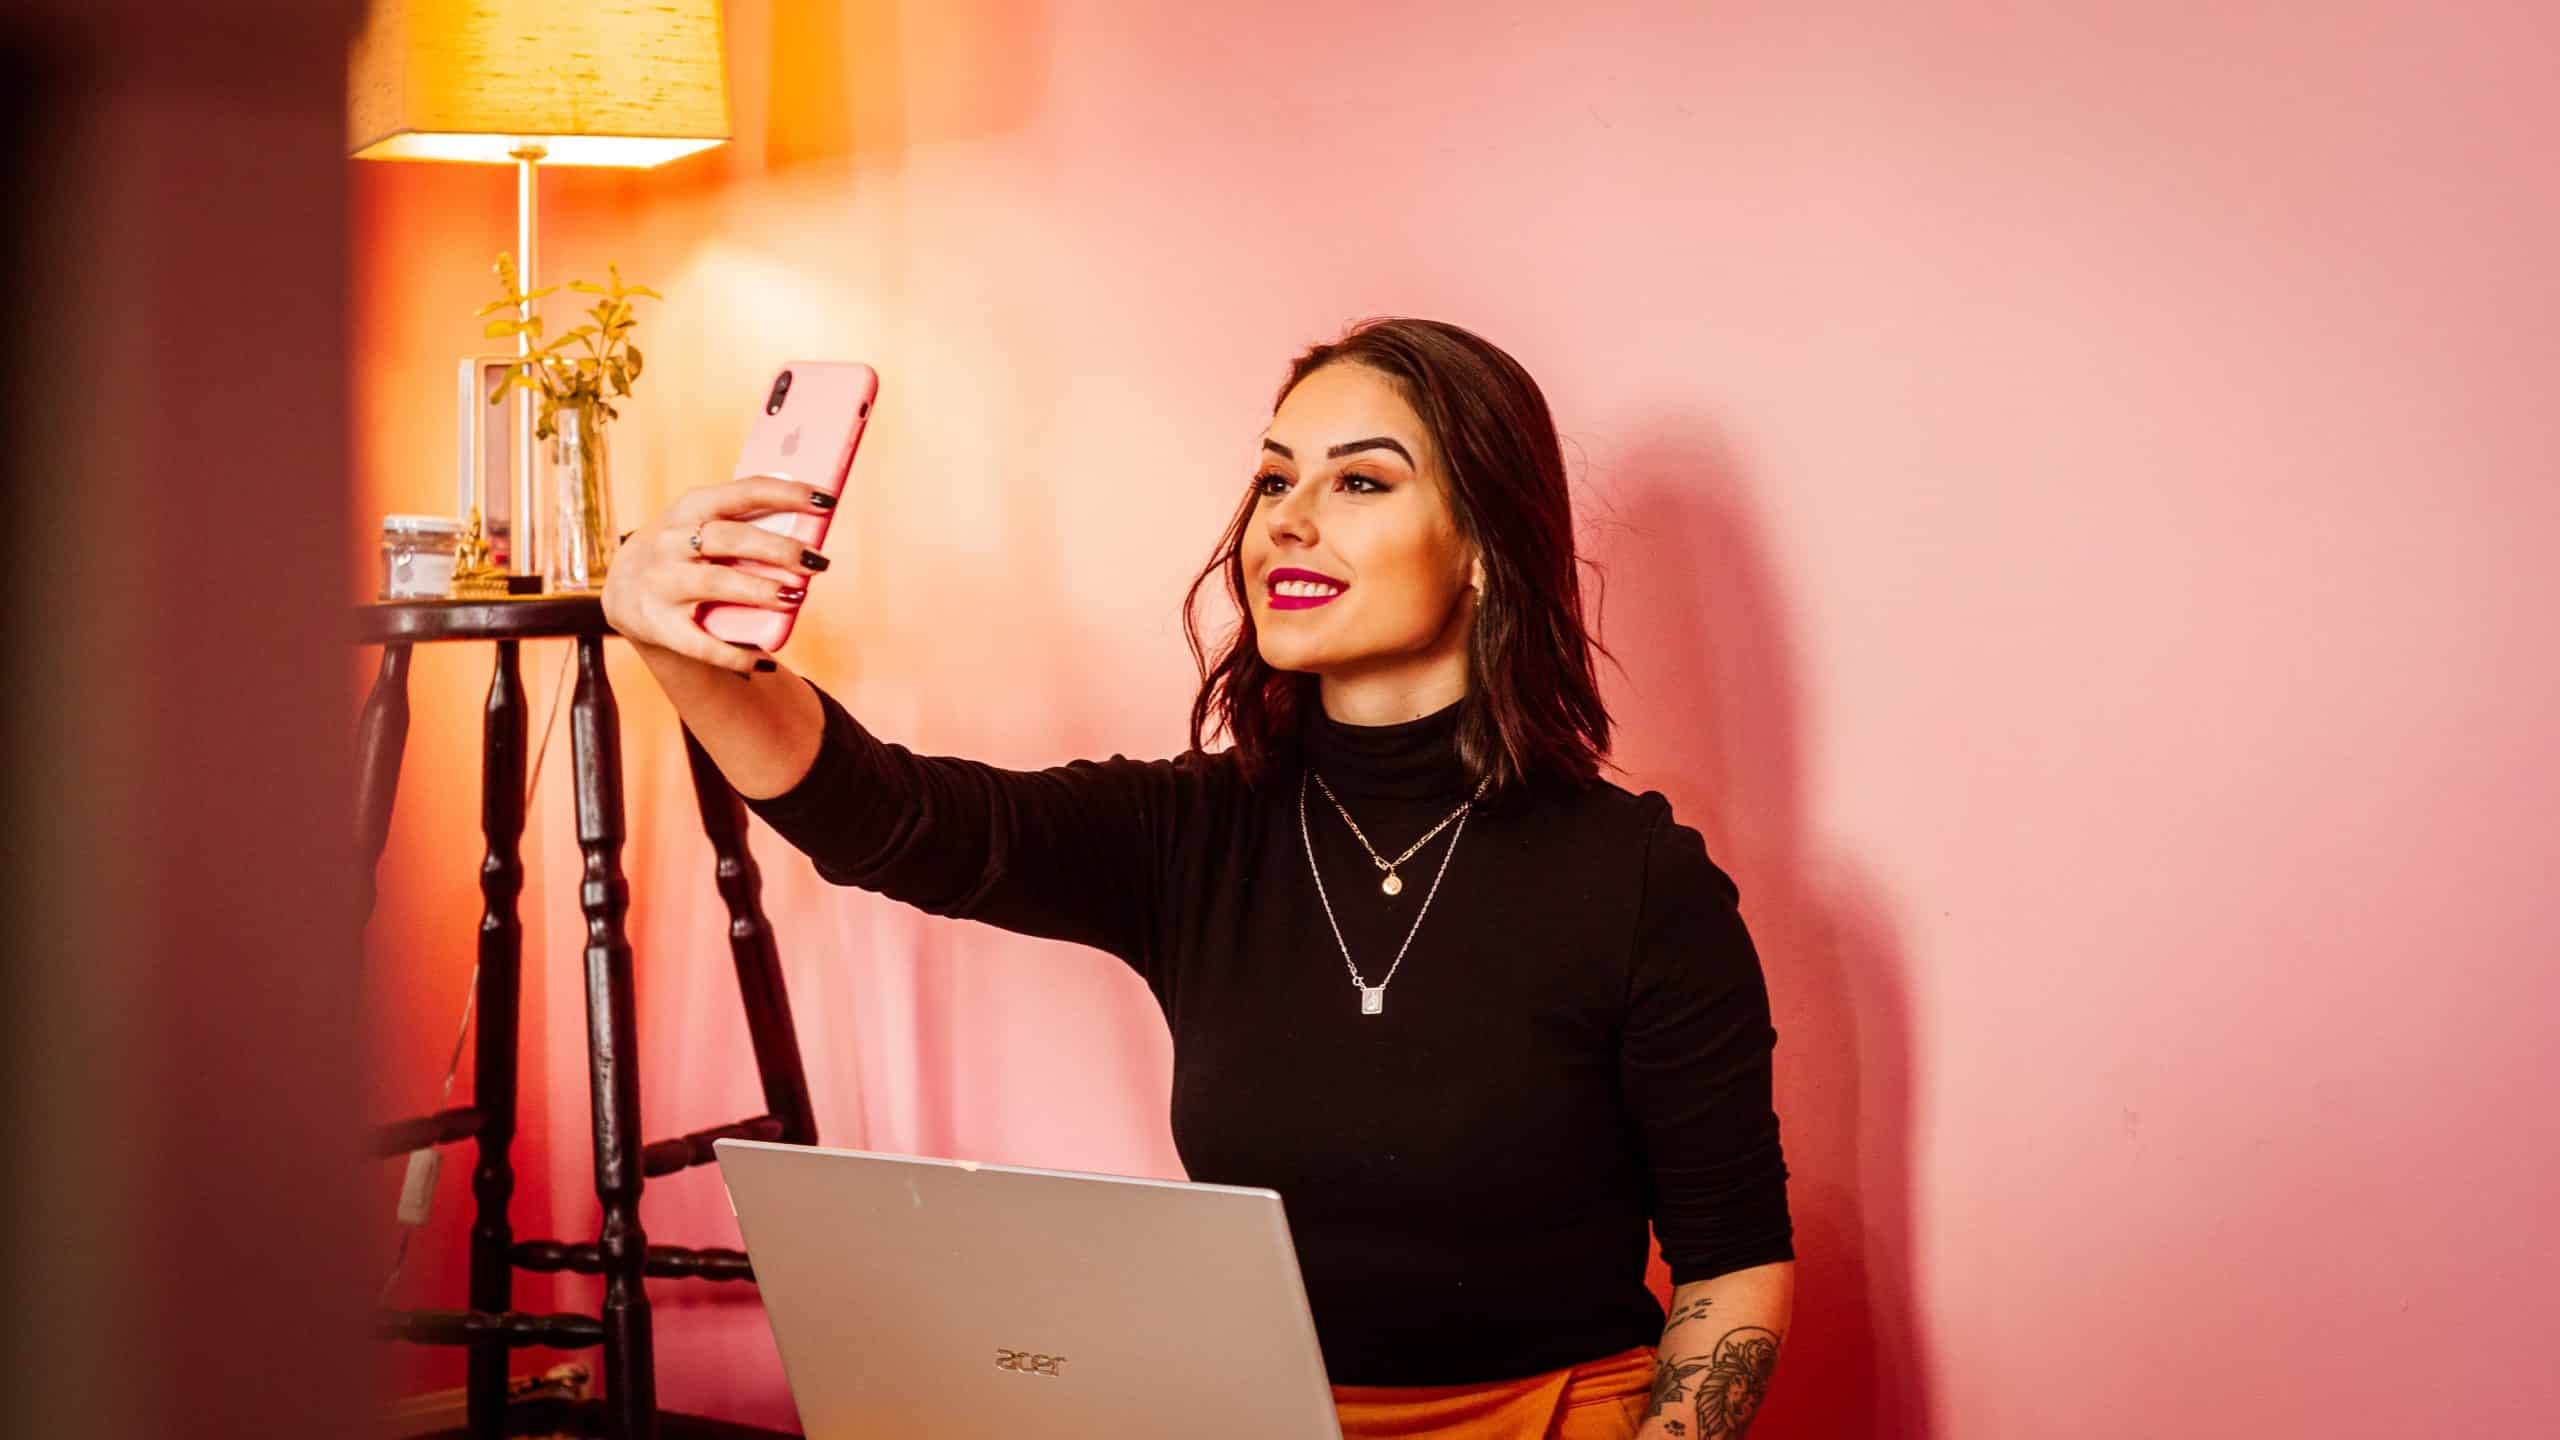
[1241,363,1482,707]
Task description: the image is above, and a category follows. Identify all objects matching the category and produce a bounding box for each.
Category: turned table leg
[568,633,655,1440]
[682,725,818,1147]
[466,640,528,1439]
[354,642,413,929]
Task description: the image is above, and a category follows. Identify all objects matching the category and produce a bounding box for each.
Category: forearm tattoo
[1646,1298,1781,1438]
[1664,1296,1717,1328]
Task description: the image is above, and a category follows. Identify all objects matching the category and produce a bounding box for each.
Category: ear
[1469,553,1486,593]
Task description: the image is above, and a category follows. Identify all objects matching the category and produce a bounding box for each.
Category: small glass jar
[381,513,462,599]
[547,402,617,592]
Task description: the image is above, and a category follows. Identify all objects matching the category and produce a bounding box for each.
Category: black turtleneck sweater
[740,679,1794,1386]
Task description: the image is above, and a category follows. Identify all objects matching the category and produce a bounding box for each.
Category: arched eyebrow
[1260,436,1415,465]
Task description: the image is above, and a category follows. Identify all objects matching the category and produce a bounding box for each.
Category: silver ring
[688,524,705,556]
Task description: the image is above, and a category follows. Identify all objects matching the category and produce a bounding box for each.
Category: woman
[601,318,1795,1439]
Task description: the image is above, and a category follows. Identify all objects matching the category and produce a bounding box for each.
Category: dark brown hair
[1182,317,1618,800]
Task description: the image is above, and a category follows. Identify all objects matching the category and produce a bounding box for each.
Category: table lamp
[348,0,729,591]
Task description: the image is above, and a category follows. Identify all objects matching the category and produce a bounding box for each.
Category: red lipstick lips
[1266,566,1347,611]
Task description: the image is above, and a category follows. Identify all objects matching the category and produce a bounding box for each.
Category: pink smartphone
[697,361,879,652]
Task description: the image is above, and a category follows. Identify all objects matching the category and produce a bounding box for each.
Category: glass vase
[546,401,618,593]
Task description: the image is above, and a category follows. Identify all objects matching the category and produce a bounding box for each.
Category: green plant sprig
[476,252,663,440]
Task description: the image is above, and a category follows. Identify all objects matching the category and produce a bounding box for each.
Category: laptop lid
[714,1138,1343,1440]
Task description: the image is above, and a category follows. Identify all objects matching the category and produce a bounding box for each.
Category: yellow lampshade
[348,0,729,168]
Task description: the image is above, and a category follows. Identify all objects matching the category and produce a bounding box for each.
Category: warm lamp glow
[354,133,724,168]
[347,0,730,167]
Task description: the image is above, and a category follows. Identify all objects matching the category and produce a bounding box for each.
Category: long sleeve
[1618,798,1796,1285]
[730,680,1799,1382]
[738,678,1210,981]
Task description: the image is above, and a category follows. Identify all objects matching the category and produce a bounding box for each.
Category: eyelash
[1253,471,1390,497]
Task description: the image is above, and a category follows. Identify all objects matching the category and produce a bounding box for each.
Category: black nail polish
[753,657,778,673]
[802,550,831,572]
[777,586,808,604]
[809,491,837,511]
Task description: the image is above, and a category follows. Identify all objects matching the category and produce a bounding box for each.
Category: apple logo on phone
[780,427,801,456]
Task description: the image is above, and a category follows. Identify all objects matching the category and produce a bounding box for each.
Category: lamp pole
[510,141,547,580]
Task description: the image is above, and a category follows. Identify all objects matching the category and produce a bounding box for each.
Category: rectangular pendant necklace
[1300,766,1490,1025]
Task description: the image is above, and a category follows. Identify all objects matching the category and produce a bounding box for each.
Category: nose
[1264,478,1318,548]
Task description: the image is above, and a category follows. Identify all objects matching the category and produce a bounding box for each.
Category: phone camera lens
[766,370,794,415]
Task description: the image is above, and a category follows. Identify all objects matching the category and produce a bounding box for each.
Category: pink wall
[357,2,2560,1433]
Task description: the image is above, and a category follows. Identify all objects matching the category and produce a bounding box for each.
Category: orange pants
[1331,1345,1659,1440]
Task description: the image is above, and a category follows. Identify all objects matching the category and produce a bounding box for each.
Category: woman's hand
[601,477,834,674]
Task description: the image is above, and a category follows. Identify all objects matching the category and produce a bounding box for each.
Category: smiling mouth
[1267,572,1347,610]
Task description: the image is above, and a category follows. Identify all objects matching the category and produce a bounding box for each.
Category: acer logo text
[994,1349,1067,1377]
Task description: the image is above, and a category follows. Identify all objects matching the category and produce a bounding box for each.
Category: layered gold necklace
[1310,771,1486,896]
[1299,770,1491,1015]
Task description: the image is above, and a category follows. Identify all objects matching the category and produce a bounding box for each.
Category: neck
[1318,673,1469,728]
[1297,684,1472,801]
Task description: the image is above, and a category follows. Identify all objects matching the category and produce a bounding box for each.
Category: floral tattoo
[1646,1320,1781,1438]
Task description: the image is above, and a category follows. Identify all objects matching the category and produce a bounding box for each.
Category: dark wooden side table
[356,595,817,1440]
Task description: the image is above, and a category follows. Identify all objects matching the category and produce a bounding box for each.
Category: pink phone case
[697,361,879,653]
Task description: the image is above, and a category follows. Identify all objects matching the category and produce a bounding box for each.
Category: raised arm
[733,675,1206,971]
[602,476,1204,975]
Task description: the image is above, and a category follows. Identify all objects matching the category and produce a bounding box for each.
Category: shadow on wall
[642,0,1057,188]
[1604,412,1935,1438]
[629,0,888,203]
[765,0,863,170]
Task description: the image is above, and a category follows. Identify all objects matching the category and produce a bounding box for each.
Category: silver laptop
[714,1138,1344,1440]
